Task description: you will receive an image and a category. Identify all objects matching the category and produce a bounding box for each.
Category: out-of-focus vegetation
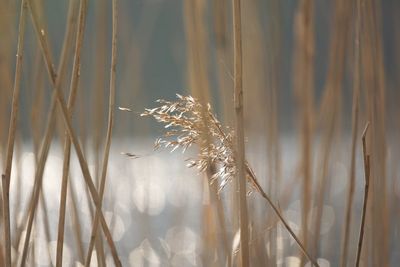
[0,0,399,266]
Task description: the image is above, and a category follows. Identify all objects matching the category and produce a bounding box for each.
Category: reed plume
[139,94,319,266]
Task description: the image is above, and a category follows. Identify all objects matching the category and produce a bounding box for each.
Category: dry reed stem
[30,46,46,158]
[340,0,362,265]
[312,104,335,259]
[39,190,52,263]
[56,0,88,266]
[183,0,210,101]
[183,1,230,265]
[212,0,233,127]
[91,0,107,209]
[20,96,58,267]
[14,48,48,260]
[246,167,319,267]
[209,168,231,267]
[92,0,107,148]
[29,37,47,247]
[361,0,388,264]
[56,0,86,263]
[68,179,85,262]
[361,10,374,262]
[1,1,27,266]
[85,0,118,265]
[355,122,370,267]
[213,0,227,50]
[313,0,350,257]
[266,0,282,263]
[21,1,121,266]
[11,136,23,243]
[293,0,314,260]
[232,0,250,265]
[11,140,23,265]
[211,4,235,263]
[30,4,54,264]
[0,1,17,162]
[16,0,78,263]
[369,0,388,264]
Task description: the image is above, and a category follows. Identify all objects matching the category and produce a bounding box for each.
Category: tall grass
[0,0,397,266]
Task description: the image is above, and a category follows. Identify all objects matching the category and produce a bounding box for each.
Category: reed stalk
[1,1,27,266]
[20,1,121,266]
[15,0,78,263]
[183,1,230,265]
[362,0,388,264]
[293,1,314,261]
[355,122,370,267]
[231,0,250,265]
[85,0,118,265]
[340,0,362,265]
[312,0,350,258]
[56,0,88,266]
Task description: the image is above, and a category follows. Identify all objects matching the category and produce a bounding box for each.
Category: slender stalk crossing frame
[56,0,88,266]
[2,1,27,266]
[19,1,122,266]
[340,0,362,264]
[85,0,118,265]
[231,0,250,265]
[355,122,370,267]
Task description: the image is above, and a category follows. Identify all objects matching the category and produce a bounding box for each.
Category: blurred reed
[0,0,397,266]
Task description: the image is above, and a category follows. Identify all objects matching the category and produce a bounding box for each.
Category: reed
[231,0,250,265]
[292,1,314,261]
[2,1,27,266]
[56,0,88,265]
[20,1,121,266]
[340,0,362,265]
[0,1,396,266]
[139,94,319,266]
[184,1,227,266]
[355,122,370,267]
[85,0,118,264]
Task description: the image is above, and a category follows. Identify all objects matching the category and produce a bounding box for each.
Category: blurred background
[0,0,399,266]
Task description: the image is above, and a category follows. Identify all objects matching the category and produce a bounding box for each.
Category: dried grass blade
[1,1,27,266]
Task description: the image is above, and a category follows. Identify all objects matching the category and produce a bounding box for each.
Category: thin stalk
[209,170,231,267]
[211,6,235,262]
[246,163,320,267]
[56,0,88,266]
[265,0,282,264]
[361,0,388,264]
[1,1,27,266]
[183,1,229,265]
[39,190,53,265]
[212,0,232,127]
[68,178,85,262]
[30,46,45,160]
[231,0,249,265]
[20,1,121,266]
[313,0,350,257]
[355,122,370,267]
[340,0,362,264]
[19,94,57,267]
[85,0,118,265]
[91,8,108,261]
[0,0,18,157]
[16,0,77,264]
[293,1,315,260]
[15,0,78,263]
